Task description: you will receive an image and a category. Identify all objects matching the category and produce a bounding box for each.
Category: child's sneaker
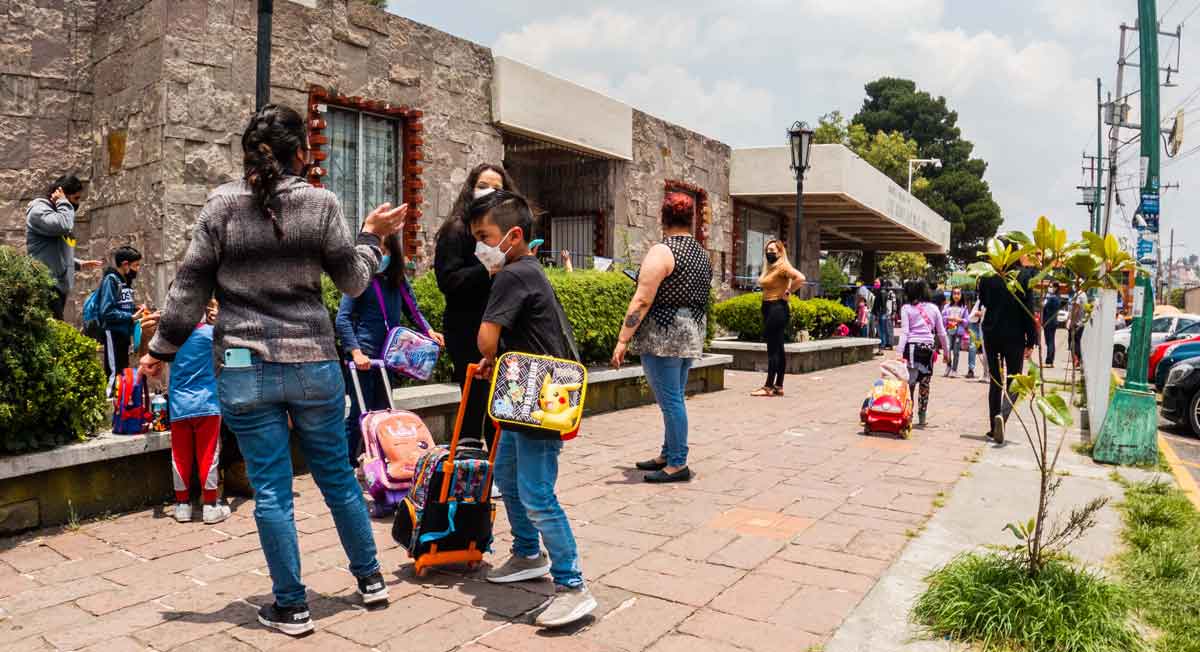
[486,552,550,583]
[535,584,597,628]
[174,503,192,523]
[202,503,231,525]
[357,571,389,605]
[257,603,313,636]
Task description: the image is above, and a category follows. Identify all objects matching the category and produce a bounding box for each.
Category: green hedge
[324,269,718,372]
[0,246,107,453]
[712,292,856,341]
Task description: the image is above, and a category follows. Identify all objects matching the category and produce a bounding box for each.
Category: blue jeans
[220,360,380,607]
[493,430,583,588]
[641,354,693,468]
[967,323,981,372]
[877,313,892,348]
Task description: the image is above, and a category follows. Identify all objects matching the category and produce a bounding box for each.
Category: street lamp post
[907,158,942,193]
[787,121,814,283]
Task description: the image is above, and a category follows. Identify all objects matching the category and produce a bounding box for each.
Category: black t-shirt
[482,256,578,361]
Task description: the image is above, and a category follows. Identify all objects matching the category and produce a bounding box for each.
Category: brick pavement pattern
[0,364,990,651]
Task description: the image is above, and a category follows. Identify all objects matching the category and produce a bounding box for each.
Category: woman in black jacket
[433,163,521,451]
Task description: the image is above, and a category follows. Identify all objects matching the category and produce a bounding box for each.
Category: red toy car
[860,362,913,438]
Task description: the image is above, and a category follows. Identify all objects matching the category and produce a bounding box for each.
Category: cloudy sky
[390,0,1200,262]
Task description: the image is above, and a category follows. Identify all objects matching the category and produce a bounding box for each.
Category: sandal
[751,387,774,397]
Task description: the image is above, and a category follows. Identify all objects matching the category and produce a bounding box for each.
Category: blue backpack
[82,273,117,339]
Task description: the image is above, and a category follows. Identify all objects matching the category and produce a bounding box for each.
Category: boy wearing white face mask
[334,232,444,468]
[469,189,596,629]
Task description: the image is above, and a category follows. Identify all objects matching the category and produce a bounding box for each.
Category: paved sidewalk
[0,361,991,652]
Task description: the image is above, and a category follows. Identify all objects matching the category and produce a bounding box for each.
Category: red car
[1150,320,1200,383]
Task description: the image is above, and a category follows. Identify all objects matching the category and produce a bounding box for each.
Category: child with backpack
[897,279,951,428]
[469,189,596,628]
[94,246,145,396]
[170,297,229,524]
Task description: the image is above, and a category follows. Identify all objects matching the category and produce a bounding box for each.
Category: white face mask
[473,186,497,200]
[474,228,515,269]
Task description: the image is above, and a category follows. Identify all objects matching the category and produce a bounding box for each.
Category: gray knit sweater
[149,177,381,365]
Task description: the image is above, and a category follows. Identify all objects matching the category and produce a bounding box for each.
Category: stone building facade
[2,0,740,317]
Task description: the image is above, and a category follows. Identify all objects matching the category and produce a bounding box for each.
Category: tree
[814,111,850,145]
[362,0,387,7]
[853,78,1002,264]
[820,258,848,296]
[878,252,928,282]
[857,130,920,188]
[969,219,1136,577]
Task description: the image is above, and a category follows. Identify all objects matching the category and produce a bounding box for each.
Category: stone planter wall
[0,355,731,534]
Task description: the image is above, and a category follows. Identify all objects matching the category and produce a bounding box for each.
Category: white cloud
[616,65,777,144]
[493,8,701,67]
[800,0,945,27]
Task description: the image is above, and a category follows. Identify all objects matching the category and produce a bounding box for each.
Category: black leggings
[984,334,1026,426]
[762,299,789,388]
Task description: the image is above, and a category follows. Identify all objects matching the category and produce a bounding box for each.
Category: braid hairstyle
[241,104,306,239]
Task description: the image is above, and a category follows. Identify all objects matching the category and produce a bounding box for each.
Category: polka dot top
[632,235,713,358]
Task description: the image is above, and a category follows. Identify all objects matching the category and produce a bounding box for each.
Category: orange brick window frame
[663,180,709,248]
[305,86,425,260]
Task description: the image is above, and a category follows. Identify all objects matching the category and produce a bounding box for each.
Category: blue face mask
[378,255,391,274]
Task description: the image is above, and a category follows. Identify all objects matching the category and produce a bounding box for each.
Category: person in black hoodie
[977,245,1037,444]
[433,163,521,452]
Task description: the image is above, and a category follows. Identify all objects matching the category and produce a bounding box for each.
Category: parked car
[1112,313,1200,368]
[1150,321,1200,383]
[1154,339,1200,391]
[1161,353,1200,434]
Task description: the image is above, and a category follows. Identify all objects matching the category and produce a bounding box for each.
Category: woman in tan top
[753,240,807,396]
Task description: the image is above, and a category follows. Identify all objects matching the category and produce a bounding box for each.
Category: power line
[1183,1,1200,24]
[1163,0,1185,18]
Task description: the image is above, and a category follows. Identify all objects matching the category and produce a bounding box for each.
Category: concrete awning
[731,145,950,253]
[492,56,633,161]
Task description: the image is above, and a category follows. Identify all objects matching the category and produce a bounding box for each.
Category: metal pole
[256,0,274,110]
[1094,78,1104,234]
[907,161,914,194]
[1102,25,1129,237]
[1168,228,1175,293]
[792,175,805,280]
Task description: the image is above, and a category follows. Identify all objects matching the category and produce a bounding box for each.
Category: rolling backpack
[392,364,498,576]
[112,368,150,434]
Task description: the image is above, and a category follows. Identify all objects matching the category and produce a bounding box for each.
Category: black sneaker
[258,603,313,636]
[357,571,389,605]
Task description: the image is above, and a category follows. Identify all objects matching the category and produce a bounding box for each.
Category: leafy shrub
[0,247,107,453]
[712,292,855,341]
[323,269,656,372]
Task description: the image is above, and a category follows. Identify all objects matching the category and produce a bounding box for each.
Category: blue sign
[1141,193,1160,215]
[1137,237,1154,257]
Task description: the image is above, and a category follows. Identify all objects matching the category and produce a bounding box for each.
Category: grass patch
[912,552,1142,652]
[1072,440,1094,456]
[1116,480,1200,652]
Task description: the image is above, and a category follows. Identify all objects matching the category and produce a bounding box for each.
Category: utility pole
[1168,228,1175,295]
[1096,0,1161,466]
[1095,78,1104,233]
[1102,25,1131,237]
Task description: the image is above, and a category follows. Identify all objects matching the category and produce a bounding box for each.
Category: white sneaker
[203,503,231,524]
[174,503,192,523]
[535,584,597,628]
[492,482,503,498]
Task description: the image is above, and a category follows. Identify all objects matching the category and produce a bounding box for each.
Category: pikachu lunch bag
[487,352,587,441]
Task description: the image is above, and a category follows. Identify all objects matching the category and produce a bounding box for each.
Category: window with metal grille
[324,107,400,234]
[737,204,782,288]
[550,215,596,262]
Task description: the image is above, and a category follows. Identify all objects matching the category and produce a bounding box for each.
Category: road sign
[1141,193,1160,215]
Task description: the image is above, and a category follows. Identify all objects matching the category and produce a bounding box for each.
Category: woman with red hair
[611,191,713,483]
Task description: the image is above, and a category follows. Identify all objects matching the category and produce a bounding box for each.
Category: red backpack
[112,368,149,434]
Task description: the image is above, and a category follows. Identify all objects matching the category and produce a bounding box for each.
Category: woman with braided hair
[140,104,408,636]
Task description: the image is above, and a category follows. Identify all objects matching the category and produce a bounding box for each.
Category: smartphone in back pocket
[224,348,252,369]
